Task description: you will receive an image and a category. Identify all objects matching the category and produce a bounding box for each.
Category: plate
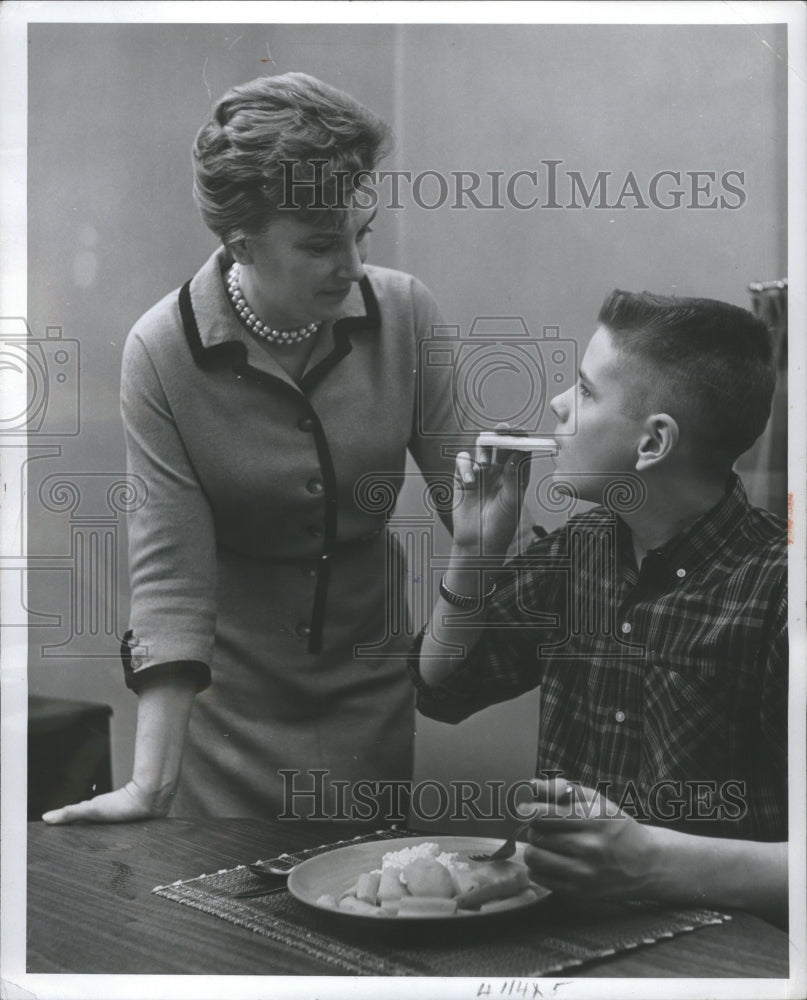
[287,834,552,923]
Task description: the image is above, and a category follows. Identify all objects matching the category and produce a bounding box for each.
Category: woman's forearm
[130,670,198,809]
[41,667,199,824]
[647,826,788,927]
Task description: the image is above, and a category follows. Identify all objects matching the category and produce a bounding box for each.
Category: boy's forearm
[646,825,788,927]
[419,547,497,687]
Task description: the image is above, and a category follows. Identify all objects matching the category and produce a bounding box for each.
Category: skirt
[170,531,417,821]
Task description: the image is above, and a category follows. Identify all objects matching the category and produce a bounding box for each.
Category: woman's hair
[192,72,391,246]
[598,289,777,463]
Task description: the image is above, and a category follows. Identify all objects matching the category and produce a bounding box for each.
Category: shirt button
[295,623,312,638]
[306,478,324,495]
[676,568,686,579]
[615,710,626,723]
[621,622,632,634]
[301,565,317,577]
[298,417,314,432]
[307,525,323,538]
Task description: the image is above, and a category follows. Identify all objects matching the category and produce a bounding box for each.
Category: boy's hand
[518,777,659,901]
[451,434,532,557]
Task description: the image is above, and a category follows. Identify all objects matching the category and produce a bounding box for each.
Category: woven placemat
[153,832,730,977]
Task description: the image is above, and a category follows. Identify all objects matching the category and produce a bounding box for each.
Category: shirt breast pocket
[639,661,733,787]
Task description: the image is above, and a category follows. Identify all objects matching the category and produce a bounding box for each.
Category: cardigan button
[307,524,323,539]
[306,478,324,495]
[295,623,312,638]
[298,417,314,432]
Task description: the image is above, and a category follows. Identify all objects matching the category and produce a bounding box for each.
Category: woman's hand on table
[41,780,173,824]
[42,670,197,825]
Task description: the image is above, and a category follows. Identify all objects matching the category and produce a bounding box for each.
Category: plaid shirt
[411,475,788,841]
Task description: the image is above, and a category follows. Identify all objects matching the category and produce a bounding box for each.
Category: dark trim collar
[179,247,381,379]
[301,276,380,391]
[178,279,244,369]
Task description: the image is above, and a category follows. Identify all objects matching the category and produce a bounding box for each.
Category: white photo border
[1,3,804,999]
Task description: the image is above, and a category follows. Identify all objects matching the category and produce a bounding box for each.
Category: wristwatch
[438,573,497,608]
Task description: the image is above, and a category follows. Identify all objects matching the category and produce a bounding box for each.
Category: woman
[43,72,458,822]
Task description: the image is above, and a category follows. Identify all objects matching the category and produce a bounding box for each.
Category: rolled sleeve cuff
[121,629,211,694]
[406,627,491,724]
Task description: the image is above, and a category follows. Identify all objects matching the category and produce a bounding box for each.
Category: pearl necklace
[226,263,319,345]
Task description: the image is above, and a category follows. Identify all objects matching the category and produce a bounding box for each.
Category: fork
[469,819,533,862]
[248,860,298,877]
[230,865,292,899]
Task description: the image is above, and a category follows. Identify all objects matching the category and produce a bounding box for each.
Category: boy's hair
[598,290,777,463]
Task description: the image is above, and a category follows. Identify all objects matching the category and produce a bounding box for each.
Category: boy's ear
[635,413,679,471]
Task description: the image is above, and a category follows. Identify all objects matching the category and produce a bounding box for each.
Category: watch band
[439,573,497,608]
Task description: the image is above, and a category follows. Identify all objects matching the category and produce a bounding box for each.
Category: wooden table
[27,818,789,977]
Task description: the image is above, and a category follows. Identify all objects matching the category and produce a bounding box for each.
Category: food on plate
[355,871,381,904]
[396,896,458,916]
[453,865,531,909]
[400,857,455,898]
[322,841,539,918]
[335,895,382,916]
[377,868,408,901]
[478,889,538,913]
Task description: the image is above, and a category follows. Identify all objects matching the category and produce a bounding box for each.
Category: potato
[377,868,408,901]
[355,871,381,905]
[404,858,454,899]
[338,895,385,916]
[315,893,338,909]
[396,896,458,916]
[402,858,455,898]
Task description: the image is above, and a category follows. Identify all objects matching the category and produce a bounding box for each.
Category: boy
[412,290,788,926]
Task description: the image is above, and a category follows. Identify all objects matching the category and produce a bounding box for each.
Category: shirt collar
[610,472,750,587]
[646,473,750,578]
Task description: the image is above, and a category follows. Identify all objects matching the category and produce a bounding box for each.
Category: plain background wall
[26,22,787,829]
